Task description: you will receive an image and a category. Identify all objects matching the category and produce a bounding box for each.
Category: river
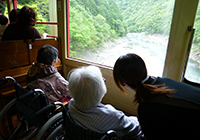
[77,32,200,83]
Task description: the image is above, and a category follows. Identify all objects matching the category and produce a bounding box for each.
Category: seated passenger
[26,45,71,104]
[113,53,200,140]
[0,15,9,39]
[1,6,41,41]
[9,8,20,24]
[67,65,144,140]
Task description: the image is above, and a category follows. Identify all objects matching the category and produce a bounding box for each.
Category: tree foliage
[116,0,200,49]
[69,0,126,56]
[0,2,6,14]
[116,0,175,35]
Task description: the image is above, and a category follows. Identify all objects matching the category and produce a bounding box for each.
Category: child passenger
[0,15,9,39]
[26,45,71,104]
[67,65,144,140]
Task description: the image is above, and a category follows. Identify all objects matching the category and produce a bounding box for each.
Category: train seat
[0,40,30,71]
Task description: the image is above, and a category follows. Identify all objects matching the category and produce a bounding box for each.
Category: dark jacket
[26,63,70,104]
[150,77,200,105]
[1,21,41,41]
[138,77,200,140]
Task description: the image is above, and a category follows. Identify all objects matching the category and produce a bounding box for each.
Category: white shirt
[69,99,142,140]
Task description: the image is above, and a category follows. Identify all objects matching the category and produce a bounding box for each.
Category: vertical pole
[13,0,17,8]
[66,0,70,57]
[49,0,58,37]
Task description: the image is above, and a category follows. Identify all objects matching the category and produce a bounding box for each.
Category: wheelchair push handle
[35,104,56,117]
[4,76,16,83]
[0,77,6,82]
[35,101,67,117]
[0,76,16,86]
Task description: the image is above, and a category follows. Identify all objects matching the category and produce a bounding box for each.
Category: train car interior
[0,0,200,139]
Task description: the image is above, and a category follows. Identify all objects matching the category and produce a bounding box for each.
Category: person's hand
[42,33,48,39]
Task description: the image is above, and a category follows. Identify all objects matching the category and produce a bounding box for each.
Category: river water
[77,32,200,83]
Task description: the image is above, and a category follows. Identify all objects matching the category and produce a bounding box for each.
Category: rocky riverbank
[77,32,200,73]
[190,49,200,70]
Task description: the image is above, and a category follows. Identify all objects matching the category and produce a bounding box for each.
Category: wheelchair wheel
[46,124,65,140]
[0,98,38,140]
[35,112,64,140]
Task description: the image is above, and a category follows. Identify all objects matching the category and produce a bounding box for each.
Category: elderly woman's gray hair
[67,66,107,110]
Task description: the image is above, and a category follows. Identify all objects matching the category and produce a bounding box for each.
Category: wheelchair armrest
[100,130,120,140]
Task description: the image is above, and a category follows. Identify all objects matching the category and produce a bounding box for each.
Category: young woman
[113,53,200,140]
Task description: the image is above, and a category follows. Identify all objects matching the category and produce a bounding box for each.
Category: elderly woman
[26,45,71,104]
[67,65,144,140]
[1,5,41,41]
[113,53,200,140]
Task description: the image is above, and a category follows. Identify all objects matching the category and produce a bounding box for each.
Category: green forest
[69,0,127,56]
[69,0,200,56]
[1,0,200,56]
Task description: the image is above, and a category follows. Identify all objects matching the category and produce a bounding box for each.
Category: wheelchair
[0,76,120,140]
[35,102,121,140]
[0,76,64,140]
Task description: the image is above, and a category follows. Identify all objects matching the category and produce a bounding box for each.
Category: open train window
[67,0,175,77]
[184,2,200,84]
[15,0,58,37]
[0,0,7,15]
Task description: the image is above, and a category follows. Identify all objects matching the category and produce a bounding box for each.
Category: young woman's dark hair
[18,6,37,26]
[113,53,174,103]
[37,45,58,65]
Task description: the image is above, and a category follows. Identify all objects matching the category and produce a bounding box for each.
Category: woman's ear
[51,60,56,67]
[52,57,60,67]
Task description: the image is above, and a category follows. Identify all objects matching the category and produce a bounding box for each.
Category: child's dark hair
[0,15,8,25]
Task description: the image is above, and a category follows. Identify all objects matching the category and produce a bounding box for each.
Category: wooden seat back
[26,38,61,64]
[0,40,30,71]
[0,38,62,76]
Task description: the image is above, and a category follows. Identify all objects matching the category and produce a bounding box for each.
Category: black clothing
[138,77,200,140]
[1,21,41,41]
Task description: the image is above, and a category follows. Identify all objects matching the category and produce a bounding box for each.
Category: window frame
[163,0,199,81]
[61,0,199,82]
